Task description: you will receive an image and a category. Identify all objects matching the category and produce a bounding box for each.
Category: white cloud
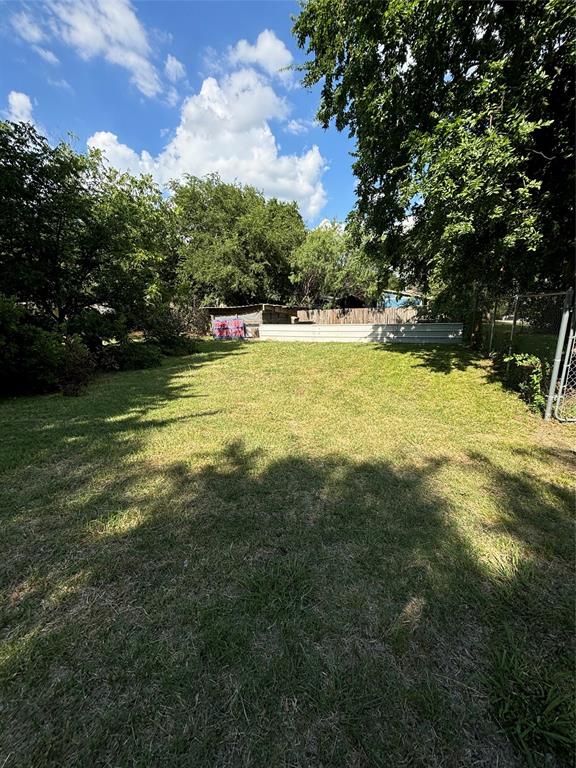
[11,12,45,43]
[46,0,162,97]
[285,118,313,135]
[88,130,153,175]
[164,54,185,83]
[229,29,293,85]
[11,0,164,98]
[48,77,73,92]
[33,46,60,65]
[5,91,34,123]
[165,86,179,108]
[201,45,225,77]
[88,67,326,218]
[11,14,60,65]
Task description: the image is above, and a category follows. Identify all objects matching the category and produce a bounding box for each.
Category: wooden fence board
[296,307,418,324]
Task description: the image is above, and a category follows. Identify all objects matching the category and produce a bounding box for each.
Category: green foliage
[141,303,196,355]
[93,169,175,325]
[0,123,183,393]
[502,353,548,412]
[60,336,95,396]
[13,327,64,394]
[98,341,163,372]
[293,0,575,307]
[0,121,101,321]
[67,308,128,352]
[0,297,95,396]
[172,174,306,306]
[290,222,379,307]
[0,121,173,336]
[0,296,63,394]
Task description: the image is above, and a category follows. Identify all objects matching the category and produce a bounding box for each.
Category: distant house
[379,290,423,309]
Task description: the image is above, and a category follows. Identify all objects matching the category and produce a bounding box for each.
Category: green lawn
[0,341,574,768]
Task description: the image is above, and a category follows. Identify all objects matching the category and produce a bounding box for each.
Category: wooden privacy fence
[296,307,418,324]
[259,323,463,344]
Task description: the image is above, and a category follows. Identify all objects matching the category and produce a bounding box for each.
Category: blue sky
[0,0,357,223]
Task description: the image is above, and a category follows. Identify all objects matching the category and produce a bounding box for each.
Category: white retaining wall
[259,323,463,344]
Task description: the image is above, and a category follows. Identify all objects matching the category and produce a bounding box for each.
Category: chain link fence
[481,290,575,420]
[554,314,576,421]
[483,292,565,357]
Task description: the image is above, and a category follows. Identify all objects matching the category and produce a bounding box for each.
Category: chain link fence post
[544,288,573,420]
[505,294,519,377]
[487,299,497,355]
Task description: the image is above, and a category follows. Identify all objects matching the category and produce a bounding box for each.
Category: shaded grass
[484,322,558,361]
[0,340,574,767]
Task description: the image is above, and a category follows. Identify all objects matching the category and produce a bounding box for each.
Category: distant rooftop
[204,303,295,311]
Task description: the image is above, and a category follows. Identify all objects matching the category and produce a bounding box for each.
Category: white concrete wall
[259,323,463,344]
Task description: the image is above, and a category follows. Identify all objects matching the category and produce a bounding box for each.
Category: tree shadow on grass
[373,343,486,376]
[467,449,574,561]
[0,423,573,766]
[0,340,245,474]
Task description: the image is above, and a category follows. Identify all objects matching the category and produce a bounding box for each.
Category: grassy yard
[0,341,573,768]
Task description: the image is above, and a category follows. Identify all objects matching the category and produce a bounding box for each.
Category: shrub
[118,341,162,370]
[97,344,121,372]
[185,307,210,336]
[67,308,128,352]
[502,353,548,412]
[18,326,64,393]
[97,341,162,371]
[0,297,64,394]
[60,336,95,396]
[142,303,196,355]
[160,336,197,356]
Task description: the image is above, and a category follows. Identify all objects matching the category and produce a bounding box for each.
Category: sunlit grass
[0,340,573,767]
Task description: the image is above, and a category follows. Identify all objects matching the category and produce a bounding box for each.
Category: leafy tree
[0,121,172,337]
[293,0,575,337]
[172,174,306,306]
[0,121,102,322]
[289,222,379,307]
[91,168,175,328]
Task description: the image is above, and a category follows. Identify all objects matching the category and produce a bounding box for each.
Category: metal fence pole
[505,294,519,377]
[488,299,497,354]
[544,288,574,420]
[554,313,576,421]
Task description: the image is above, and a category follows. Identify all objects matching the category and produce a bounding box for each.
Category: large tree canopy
[171,174,306,306]
[293,0,575,312]
[290,222,379,307]
[0,121,172,328]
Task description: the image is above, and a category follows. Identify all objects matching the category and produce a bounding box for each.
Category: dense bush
[502,353,548,412]
[0,297,63,394]
[160,336,197,356]
[0,296,166,395]
[67,309,128,353]
[141,304,197,356]
[98,341,162,372]
[60,336,95,396]
[14,326,64,394]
